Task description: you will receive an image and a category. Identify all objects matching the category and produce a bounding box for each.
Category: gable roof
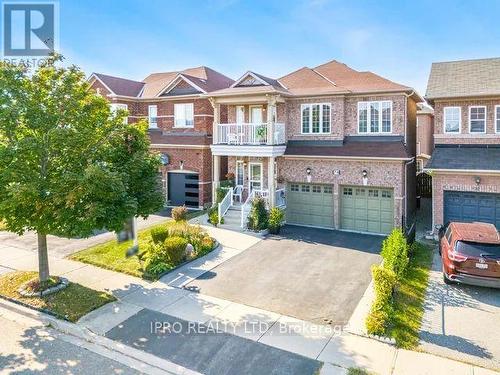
[426,57,500,100]
[278,66,348,95]
[91,73,145,97]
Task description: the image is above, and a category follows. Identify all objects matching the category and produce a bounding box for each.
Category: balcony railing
[216,122,285,145]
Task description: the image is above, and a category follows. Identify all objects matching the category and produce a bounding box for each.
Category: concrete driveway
[420,251,500,371]
[186,226,383,326]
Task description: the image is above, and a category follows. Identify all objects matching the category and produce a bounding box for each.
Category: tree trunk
[37,232,50,282]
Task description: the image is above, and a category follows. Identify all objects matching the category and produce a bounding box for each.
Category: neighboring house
[88,67,234,208]
[209,60,422,235]
[416,103,434,174]
[425,57,500,231]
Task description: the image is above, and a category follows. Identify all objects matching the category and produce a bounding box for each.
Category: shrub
[268,207,284,234]
[208,208,220,227]
[216,187,228,203]
[143,242,171,276]
[163,236,188,266]
[247,197,268,231]
[366,264,397,335]
[171,206,188,221]
[199,236,215,255]
[150,226,169,244]
[381,229,409,281]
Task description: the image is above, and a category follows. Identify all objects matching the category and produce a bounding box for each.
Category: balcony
[215,122,286,145]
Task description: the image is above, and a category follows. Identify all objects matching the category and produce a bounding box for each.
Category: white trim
[231,71,269,88]
[357,101,392,134]
[443,106,461,134]
[495,105,500,134]
[236,105,245,124]
[468,105,487,134]
[249,105,263,123]
[156,74,207,97]
[311,69,337,86]
[110,103,128,124]
[88,74,116,95]
[248,162,263,191]
[283,155,412,161]
[210,144,286,157]
[236,160,245,186]
[424,168,500,175]
[150,144,210,149]
[300,103,332,134]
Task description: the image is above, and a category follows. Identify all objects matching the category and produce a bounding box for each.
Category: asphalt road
[0,315,140,375]
[186,226,383,325]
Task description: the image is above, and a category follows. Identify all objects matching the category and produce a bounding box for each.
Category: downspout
[403,90,415,146]
[404,157,415,234]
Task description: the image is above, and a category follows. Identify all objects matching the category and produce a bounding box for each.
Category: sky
[59,0,500,95]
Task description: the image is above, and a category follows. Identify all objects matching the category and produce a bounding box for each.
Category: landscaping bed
[0,271,115,322]
[70,219,217,280]
[365,230,433,349]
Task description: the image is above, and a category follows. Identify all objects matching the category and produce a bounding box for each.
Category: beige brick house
[425,58,500,231]
[210,60,422,235]
[416,103,434,173]
[88,67,233,208]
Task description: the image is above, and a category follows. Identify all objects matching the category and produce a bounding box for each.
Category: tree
[0,56,164,282]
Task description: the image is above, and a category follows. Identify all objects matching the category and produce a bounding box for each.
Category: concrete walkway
[0,224,498,375]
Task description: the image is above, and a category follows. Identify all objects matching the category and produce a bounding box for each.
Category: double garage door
[286,183,394,234]
[444,191,500,229]
[167,172,199,207]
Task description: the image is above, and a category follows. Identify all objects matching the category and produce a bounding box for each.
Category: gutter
[424,168,500,175]
[283,155,413,161]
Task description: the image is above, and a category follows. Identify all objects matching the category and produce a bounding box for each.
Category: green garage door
[340,186,394,234]
[286,183,334,228]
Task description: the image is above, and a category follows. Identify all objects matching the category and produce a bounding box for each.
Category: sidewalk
[0,224,498,375]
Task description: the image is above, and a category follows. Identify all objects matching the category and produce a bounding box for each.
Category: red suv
[439,222,500,288]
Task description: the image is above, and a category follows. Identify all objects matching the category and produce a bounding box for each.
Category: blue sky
[60,0,500,95]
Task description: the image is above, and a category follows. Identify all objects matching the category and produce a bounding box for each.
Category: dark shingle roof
[284,137,411,159]
[426,145,500,171]
[93,73,145,97]
[426,57,500,99]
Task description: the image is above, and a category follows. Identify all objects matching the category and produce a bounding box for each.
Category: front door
[250,106,263,124]
[236,161,245,186]
[236,106,245,124]
[249,163,262,192]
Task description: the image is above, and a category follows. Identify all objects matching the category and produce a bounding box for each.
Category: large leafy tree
[0,56,164,282]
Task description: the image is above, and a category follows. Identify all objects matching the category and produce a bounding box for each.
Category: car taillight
[448,250,468,262]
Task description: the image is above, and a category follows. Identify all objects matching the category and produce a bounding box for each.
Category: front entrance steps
[220,203,242,230]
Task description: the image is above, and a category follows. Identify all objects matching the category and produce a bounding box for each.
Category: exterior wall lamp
[306,167,312,183]
[180,160,184,170]
[362,169,368,186]
[475,176,481,185]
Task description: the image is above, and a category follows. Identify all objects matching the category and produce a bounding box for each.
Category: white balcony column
[266,96,276,145]
[209,98,220,144]
[212,155,221,204]
[268,156,276,207]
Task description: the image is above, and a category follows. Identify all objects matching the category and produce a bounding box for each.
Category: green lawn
[389,241,433,349]
[69,221,170,279]
[0,271,115,322]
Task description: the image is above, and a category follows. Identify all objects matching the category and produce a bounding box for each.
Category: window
[301,103,331,134]
[444,107,461,133]
[324,186,333,194]
[174,103,194,128]
[290,184,299,192]
[301,185,310,192]
[445,226,453,244]
[148,105,157,129]
[416,159,423,174]
[368,189,379,197]
[358,101,392,133]
[469,106,486,133]
[343,187,353,196]
[381,190,392,198]
[312,185,321,193]
[236,161,244,186]
[496,106,500,133]
[110,103,128,124]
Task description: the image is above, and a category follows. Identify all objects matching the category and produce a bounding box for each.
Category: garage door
[340,186,394,234]
[286,183,334,228]
[444,191,500,229]
[168,172,199,207]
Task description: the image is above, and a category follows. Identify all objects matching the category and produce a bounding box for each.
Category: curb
[0,298,201,375]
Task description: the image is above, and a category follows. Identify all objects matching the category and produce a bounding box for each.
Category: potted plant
[268,207,285,234]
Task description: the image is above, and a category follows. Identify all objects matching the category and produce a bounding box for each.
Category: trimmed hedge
[247,197,268,231]
[381,229,409,281]
[366,265,397,335]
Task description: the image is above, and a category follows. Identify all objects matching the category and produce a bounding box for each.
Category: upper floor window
[301,103,331,134]
[110,103,128,124]
[443,106,460,133]
[469,106,486,133]
[148,105,158,129]
[495,106,500,133]
[358,101,392,134]
[174,103,194,128]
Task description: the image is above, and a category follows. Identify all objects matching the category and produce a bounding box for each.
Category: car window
[455,241,500,258]
[445,226,453,244]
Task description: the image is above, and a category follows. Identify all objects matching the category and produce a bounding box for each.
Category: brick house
[210,60,422,235]
[416,103,434,173]
[425,58,500,231]
[88,67,233,208]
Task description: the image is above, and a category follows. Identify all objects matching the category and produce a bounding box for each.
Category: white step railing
[240,190,255,228]
[218,187,233,225]
[216,123,285,145]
